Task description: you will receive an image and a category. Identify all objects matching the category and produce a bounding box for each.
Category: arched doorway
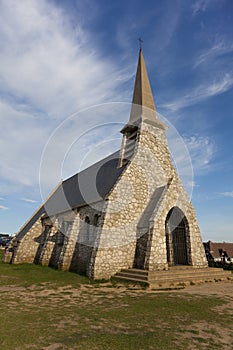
[165,207,189,266]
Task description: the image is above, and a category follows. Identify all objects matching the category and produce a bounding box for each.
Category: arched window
[85,216,90,241]
[93,214,100,226]
[85,216,90,224]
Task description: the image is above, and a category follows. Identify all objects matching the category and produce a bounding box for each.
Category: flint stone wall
[5,121,207,279]
[93,122,207,279]
[5,202,105,277]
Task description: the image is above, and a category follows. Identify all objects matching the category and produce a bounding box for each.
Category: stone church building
[5,49,208,279]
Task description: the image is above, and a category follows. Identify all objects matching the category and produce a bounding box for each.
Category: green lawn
[0,250,232,350]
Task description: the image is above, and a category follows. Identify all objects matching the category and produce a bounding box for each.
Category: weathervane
[138,37,143,49]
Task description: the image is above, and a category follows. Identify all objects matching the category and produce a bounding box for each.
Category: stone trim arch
[165,207,191,266]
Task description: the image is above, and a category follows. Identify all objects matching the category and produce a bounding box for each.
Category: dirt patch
[173,281,233,350]
[42,344,63,350]
[178,280,233,298]
[1,280,233,302]
[1,279,232,349]
[175,320,232,350]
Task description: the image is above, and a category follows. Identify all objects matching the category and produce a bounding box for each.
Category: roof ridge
[62,150,120,183]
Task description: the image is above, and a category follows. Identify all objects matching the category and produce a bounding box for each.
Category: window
[85,216,90,241]
[93,214,100,226]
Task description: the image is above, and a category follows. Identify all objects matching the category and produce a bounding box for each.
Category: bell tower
[119,48,166,167]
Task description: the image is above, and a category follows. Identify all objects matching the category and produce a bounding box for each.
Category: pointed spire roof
[131,48,156,112]
[122,48,166,132]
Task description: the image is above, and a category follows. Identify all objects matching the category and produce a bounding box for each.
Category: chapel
[5,49,208,280]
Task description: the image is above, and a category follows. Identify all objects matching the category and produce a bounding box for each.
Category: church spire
[122,47,167,131]
[125,48,160,127]
[131,48,156,113]
[119,48,165,167]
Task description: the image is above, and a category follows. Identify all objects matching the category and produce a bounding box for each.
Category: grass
[0,250,232,350]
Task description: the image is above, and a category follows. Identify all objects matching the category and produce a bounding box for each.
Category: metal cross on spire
[138,37,143,49]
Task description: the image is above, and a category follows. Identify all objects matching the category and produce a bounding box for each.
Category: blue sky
[0,0,232,242]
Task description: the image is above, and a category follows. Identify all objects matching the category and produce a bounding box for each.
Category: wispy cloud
[159,112,215,195]
[39,103,130,194]
[186,181,200,188]
[0,0,129,197]
[192,0,219,15]
[21,198,38,204]
[220,191,233,198]
[194,42,233,68]
[0,0,127,118]
[184,135,214,173]
[161,73,233,111]
[0,205,9,210]
[169,133,214,175]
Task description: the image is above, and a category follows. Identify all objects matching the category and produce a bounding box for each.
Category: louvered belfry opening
[165,207,189,266]
[119,124,138,167]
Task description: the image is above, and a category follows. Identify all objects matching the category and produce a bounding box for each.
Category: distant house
[204,241,233,263]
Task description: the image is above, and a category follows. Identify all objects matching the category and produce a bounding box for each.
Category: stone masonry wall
[68,202,105,276]
[93,121,207,279]
[5,215,44,264]
[148,175,207,271]
[6,120,207,278]
[6,201,106,276]
[93,122,173,279]
[39,202,105,274]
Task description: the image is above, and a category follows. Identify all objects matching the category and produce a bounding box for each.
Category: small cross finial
[138,37,143,49]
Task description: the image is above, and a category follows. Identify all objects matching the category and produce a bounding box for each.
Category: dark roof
[204,241,233,259]
[17,206,46,241]
[17,151,126,240]
[45,150,125,215]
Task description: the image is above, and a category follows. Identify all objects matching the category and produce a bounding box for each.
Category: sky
[0,0,232,242]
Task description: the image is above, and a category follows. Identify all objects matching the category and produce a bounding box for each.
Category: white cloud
[0,205,9,210]
[192,0,219,15]
[0,0,129,197]
[157,112,214,200]
[184,135,214,173]
[0,0,126,118]
[0,100,50,194]
[193,42,233,68]
[162,73,233,111]
[186,181,200,188]
[192,0,208,14]
[21,198,38,203]
[169,133,214,175]
[221,191,233,198]
[39,103,130,196]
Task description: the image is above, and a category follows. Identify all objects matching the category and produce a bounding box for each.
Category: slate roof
[45,150,126,215]
[17,151,126,240]
[16,48,163,241]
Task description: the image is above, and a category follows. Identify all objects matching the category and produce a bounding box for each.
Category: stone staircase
[114,266,233,289]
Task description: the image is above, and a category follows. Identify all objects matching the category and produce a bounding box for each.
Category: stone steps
[114,267,233,289]
[114,272,149,283]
